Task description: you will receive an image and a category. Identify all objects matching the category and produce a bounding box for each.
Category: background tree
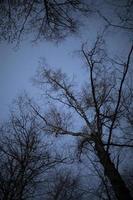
[0,0,89,44]
[96,0,133,33]
[44,169,85,200]
[0,97,63,200]
[0,0,132,45]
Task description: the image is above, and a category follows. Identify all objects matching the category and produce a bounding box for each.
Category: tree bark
[95,136,133,200]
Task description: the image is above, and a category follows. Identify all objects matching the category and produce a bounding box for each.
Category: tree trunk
[95,136,133,200]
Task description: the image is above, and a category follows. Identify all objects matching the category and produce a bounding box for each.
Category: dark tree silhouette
[97,0,133,32]
[0,0,132,45]
[0,97,63,200]
[44,169,84,200]
[32,37,133,200]
[0,0,89,43]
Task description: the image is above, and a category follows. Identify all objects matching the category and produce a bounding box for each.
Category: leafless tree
[32,36,133,200]
[82,149,116,200]
[0,97,63,200]
[0,0,90,44]
[96,0,133,33]
[0,0,132,45]
[43,168,84,200]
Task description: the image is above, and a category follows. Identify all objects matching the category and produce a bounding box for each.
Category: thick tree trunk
[95,136,133,200]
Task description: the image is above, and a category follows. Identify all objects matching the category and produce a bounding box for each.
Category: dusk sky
[0,38,81,120]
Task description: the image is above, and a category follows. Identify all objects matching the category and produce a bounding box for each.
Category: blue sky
[0,38,84,120]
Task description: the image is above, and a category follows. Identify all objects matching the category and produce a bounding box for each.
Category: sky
[0,10,131,121]
[0,13,99,121]
[0,38,83,120]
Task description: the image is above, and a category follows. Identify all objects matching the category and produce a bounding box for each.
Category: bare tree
[0,0,132,45]
[43,169,84,200]
[96,0,133,33]
[0,0,89,44]
[0,97,63,200]
[32,37,133,200]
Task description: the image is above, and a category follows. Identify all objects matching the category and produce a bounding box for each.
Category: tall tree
[32,37,133,200]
